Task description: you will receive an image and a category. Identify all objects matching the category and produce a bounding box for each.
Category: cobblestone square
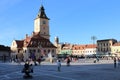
[0,59,120,80]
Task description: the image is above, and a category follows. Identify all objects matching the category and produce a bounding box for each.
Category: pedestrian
[22,61,32,79]
[57,59,61,71]
[118,58,120,68]
[37,58,41,65]
[3,55,6,62]
[18,58,21,65]
[96,57,99,62]
[114,57,117,68]
[34,60,37,66]
[93,59,96,63]
[66,57,71,66]
[30,64,33,73]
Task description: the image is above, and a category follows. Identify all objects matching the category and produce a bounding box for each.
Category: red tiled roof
[72,45,86,50]
[26,34,56,48]
[85,44,97,48]
[15,40,24,48]
[72,44,97,50]
[113,42,120,46]
[15,34,56,49]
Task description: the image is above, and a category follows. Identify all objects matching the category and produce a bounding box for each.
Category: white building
[72,44,97,57]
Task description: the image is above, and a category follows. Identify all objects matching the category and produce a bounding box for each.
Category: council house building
[11,5,56,61]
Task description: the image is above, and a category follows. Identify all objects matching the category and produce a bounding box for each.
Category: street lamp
[91,36,97,57]
[91,36,97,45]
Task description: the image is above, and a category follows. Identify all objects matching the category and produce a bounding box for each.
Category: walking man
[114,57,117,68]
[118,58,120,68]
[66,57,71,66]
[57,59,61,72]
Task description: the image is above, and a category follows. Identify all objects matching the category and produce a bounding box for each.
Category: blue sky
[0,0,120,46]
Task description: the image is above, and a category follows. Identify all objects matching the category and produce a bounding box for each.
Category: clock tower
[34,5,50,39]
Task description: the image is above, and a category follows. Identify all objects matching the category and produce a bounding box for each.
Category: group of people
[21,56,120,79]
[21,57,71,79]
[57,57,71,71]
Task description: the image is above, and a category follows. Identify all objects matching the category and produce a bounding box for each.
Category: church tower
[34,5,50,39]
[54,36,59,47]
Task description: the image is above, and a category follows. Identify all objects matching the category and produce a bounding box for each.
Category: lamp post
[91,36,97,45]
[91,36,97,57]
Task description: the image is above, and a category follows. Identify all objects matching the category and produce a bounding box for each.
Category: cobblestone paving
[0,59,120,80]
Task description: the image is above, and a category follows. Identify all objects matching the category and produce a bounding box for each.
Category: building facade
[60,43,73,55]
[0,45,10,61]
[97,39,117,56]
[111,42,120,57]
[11,5,56,61]
[84,44,97,56]
[72,44,97,57]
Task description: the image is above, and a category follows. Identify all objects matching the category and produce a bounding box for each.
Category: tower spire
[36,5,49,20]
[34,4,50,39]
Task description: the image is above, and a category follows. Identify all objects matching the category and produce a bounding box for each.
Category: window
[29,49,31,53]
[33,49,36,53]
[98,49,99,51]
[38,49,40,53]
[52,49,54,53]
[43,20,46,24]
[44,50,46,53]
[48,49,50,53]
[44,32,46,34]
[104,43,105,46]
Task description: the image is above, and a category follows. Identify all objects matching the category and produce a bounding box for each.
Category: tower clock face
[43,20,46,24]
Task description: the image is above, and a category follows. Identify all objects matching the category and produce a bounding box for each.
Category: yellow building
[111,42,120,57]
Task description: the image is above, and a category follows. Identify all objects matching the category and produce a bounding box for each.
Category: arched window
[52,49,54,53]
[48,49,50,53]
[44,50,46,53]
